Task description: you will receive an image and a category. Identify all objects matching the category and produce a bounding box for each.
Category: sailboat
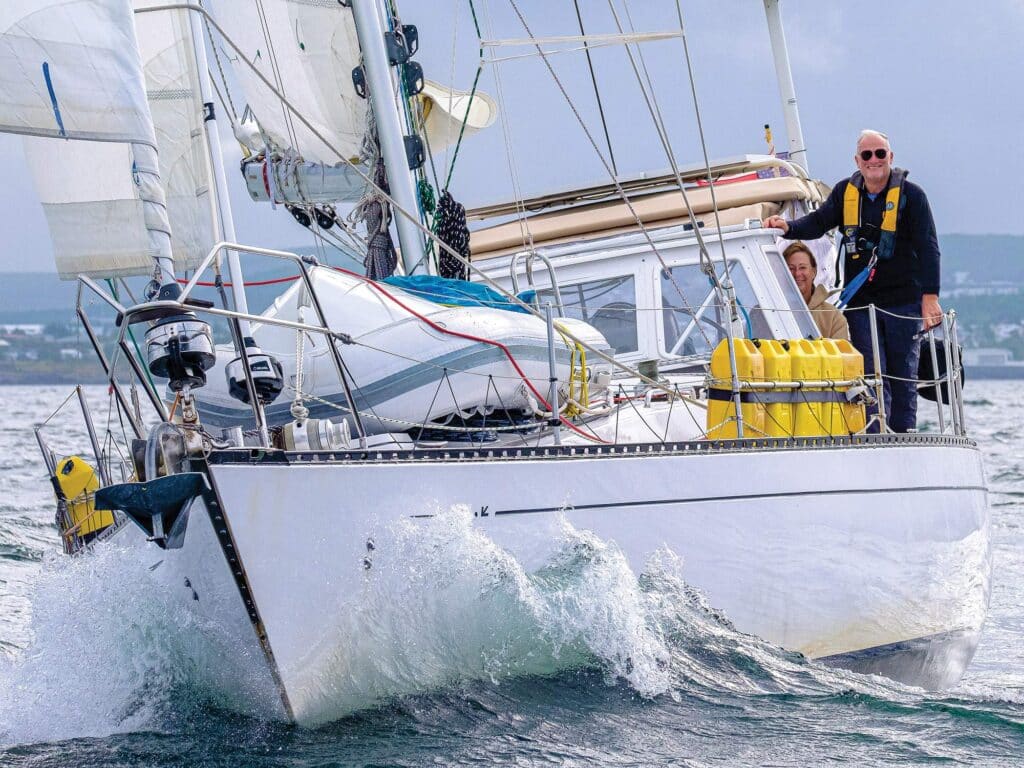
[10,0,990,726]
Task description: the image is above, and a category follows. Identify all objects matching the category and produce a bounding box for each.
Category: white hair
[857,129,890,147]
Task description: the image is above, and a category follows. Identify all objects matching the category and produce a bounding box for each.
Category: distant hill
[941,234,1024,284]
[0,234,1020,325]
[0,245,362,324]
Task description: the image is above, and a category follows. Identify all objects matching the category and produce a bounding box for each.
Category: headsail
[1,0,174,280]
[0,1,154,143]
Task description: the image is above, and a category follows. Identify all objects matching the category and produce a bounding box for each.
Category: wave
[0,504,972,742]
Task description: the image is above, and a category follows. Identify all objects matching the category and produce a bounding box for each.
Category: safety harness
[837,167,907,308]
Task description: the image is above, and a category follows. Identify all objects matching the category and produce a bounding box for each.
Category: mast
[763,0,808,173]
[349,0,427,274]
[187,9,251,325]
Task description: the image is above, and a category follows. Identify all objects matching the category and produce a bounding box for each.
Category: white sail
[209,0,366,164]
[135,4,216,271]
[22,137,169,278]
[0,0,154,143]
[2,0,175,280]
[241,79,499,205]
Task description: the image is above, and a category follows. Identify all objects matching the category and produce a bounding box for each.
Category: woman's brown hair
[782,241,817,270]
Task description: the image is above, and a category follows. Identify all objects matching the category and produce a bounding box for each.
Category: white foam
[1,503,915,736]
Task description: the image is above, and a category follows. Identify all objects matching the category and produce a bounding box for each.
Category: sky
[1,0,1022,273]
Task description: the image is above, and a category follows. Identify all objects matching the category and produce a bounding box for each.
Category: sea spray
[0,540,278,745]
[276,504,891,726]
[0,503,914,738]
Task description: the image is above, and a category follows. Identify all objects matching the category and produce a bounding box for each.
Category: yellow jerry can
[789,339,823,436]
[814,338,845,435]
[707,338,765,438]
[834,338,867,434]
[757,339,793,437]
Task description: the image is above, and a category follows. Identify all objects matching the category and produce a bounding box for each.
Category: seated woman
[783,241,849,340]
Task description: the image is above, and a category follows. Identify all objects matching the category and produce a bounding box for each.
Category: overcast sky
[1,0,1021,273]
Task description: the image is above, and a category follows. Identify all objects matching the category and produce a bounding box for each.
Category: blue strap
[42,62,66,137]
[837,253,878,309]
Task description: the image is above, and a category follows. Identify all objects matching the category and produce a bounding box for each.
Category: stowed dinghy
[194,267,615,434]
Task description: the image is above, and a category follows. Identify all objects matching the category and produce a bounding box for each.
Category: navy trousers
[846,302,922,433]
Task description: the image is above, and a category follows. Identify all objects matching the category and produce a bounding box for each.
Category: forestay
[135,4,216,271]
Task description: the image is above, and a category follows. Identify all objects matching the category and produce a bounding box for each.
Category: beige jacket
[807,284,850,340]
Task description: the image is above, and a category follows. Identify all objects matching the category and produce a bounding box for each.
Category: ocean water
[0,383,1022,767]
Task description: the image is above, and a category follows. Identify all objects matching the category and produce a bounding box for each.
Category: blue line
[42,62,66,137]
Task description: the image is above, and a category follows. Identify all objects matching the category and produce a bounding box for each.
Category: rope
[435,191,471,280]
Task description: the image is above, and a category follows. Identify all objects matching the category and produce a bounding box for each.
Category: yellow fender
[56,456,113,538]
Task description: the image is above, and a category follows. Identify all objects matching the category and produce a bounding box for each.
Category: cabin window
[538,275,638,354]
[660,261,771,356]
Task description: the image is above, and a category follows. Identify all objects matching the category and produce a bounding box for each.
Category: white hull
[134,436,991,725]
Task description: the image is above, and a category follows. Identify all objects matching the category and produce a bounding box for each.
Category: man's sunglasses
[859,148,889,161]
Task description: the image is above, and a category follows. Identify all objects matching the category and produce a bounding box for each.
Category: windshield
[538,274,638,354]
[660,260,770,357]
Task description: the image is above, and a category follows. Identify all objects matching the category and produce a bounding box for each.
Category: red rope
[177,275,301,287]
[329,266,608,444]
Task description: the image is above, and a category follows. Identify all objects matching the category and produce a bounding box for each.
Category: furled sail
[209,1,496,206]
[0,0,174,280]
[242,78,499,205]
[134,4,216,270]
[209,0,366,164]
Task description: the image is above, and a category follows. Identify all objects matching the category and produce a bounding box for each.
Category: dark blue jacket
[784,173,941,308]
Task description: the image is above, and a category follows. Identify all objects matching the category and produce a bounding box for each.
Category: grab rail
[511,250,565,317]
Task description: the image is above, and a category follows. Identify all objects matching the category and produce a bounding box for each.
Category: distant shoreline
[0,374,107,386]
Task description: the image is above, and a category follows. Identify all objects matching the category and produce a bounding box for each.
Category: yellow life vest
[841,167,907,261]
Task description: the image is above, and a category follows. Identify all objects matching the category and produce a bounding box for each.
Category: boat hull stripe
[471,484,988,517]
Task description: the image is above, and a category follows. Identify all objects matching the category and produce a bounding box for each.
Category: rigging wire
[156,4,673,398]
[603,1,727,300]
[669,0,731,278]
[200,1,238,123]
[444,0,461,180]
[253,0,299,152]
[441,1,485,192]
[479,0,537,256]
[573,0,617,177]
[504,0,712,347]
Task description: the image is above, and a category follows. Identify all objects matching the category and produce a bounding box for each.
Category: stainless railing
[66,239,970,465]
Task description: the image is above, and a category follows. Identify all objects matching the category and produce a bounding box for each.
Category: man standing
[763,130,942,432]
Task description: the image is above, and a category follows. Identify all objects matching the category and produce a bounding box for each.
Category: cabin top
[467,155,829,260]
